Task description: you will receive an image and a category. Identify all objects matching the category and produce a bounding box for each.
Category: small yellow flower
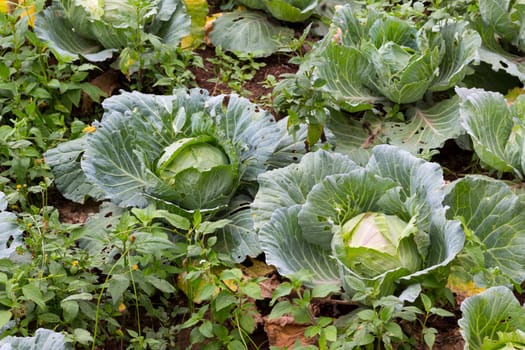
[16,184,22,190]
[71,260,79,267]
[118,303,126,313]
[132,264,139,271]
[82,125,96,133]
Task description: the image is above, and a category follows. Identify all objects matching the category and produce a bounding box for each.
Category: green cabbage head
[252,145,465,301]
[332,212,422,279]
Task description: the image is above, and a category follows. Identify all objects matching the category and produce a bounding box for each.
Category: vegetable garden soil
[50,42,476,349]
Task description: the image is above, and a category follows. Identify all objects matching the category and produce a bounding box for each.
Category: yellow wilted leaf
[506,86,525,105]
[0,0,9,13]
[1,0,36,27]
[181,0,208,49]
[447,275,486,301]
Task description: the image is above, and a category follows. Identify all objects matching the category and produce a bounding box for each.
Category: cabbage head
[252,145,464,301]
[34,0,191,61]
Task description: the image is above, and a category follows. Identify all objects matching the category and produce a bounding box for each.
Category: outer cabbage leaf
[252,150,360,230]
[34,5,115,62]
[0,328,72,350]
[43,136,106,204]
[444,175,525,285]
[316,43,385,111]
[474,0,525,82]
[459,286,525,350]
[0,192,24,261]
[299,169,397,249]
[382,96,462,154]
[208,10,294,57]
[236,0,318,22]
[457,87,525,178]
[258,206,340,285]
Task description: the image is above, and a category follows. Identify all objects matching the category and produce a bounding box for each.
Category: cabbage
[34,0,191,62]
[252,145,465,301]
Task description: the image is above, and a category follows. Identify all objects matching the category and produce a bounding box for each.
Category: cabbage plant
[471,0,525,82]
[459,286,525,349]
[457,87,525,179]
[275,4,481,154]
[34,0,191,62]
[252,145,464,300]
[45,88,306,261]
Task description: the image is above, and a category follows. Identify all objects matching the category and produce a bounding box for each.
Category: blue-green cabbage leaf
[252,145,464,301]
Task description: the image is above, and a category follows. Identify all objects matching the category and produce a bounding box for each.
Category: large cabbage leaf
[457,87,525,178]
[444,175,525,285]
[459,286,525,350]
[208,10,294,58]
[253,145,464,299]
[0,192,24,261]
[236,0,318,22]
[473,0,525,82]
[0,328,72,350]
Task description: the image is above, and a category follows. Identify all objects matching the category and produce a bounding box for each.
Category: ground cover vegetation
[2,0,525,349]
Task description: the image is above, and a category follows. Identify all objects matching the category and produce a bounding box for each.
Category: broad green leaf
[457,88,522,176]
[252,150,359,230]
[326,110,382,162]
[34,6,116,62]
[208,93,284,181]
[383,96,462,154]
[149,0,190,46]
[316,43,384,110]
[82,92,178,207]
[144,275,176,293]
[0,310,11,329]
[22,284,46,310]
[108,274,130,304]
[445,176,525,284]
[479,0,515,42]
[215,204,262,263]
[299,169,397,249]
[0,207,23,261]
[261,0,318,23]
[258,206,340,285]
[459,286,525,350]
[208,10,294,57]
[429,21,481,92]
[44,136,105,204]
[0,328,72,350]
[366,145,446,226]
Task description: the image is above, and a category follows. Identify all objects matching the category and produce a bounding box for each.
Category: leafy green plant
[457,87,525,179]
[252,145,465,302]
[236,0,318,23]
[207,47,266,95]
[275,4,481,153]
[269,271,340,349]
[45,88,307,262]
[0,2,105,208]
[459,286,525,349]
[34,0,190,63]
